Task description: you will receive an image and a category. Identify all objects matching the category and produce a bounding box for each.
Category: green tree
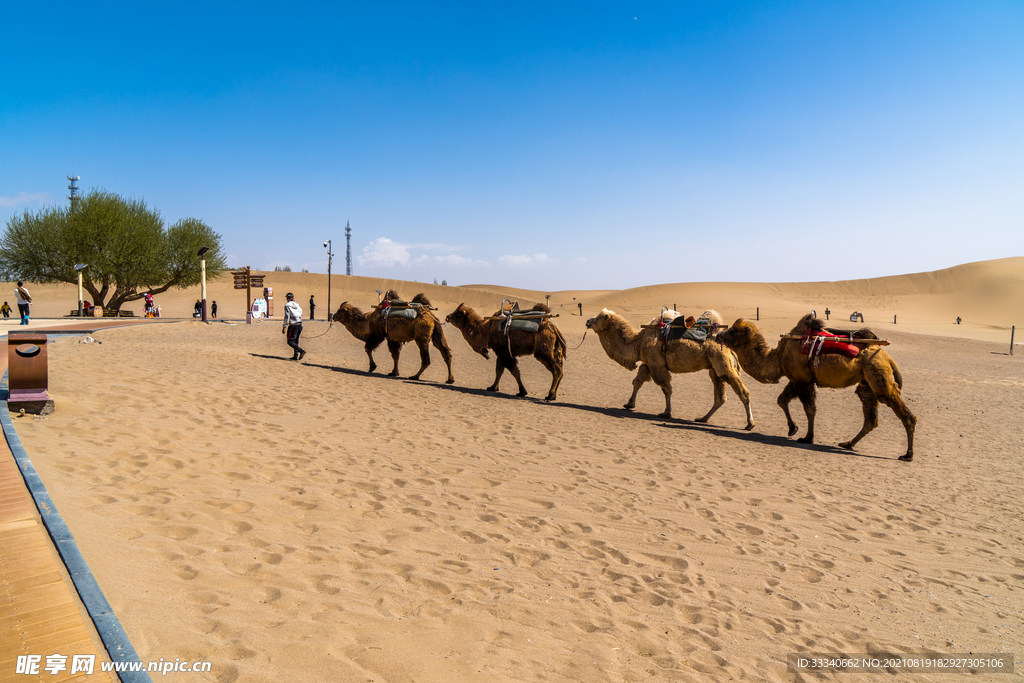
[0,190,228,312]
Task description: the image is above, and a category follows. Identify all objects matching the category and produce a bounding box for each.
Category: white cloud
[357,237,413,268]
[358,237,489,269]
[0,192,49,208]
[431,254,488,267]
[498,253,553,267]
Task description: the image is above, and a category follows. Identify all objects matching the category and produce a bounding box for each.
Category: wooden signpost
[232,267,266,324]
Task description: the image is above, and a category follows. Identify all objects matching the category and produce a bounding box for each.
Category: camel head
[332,302,360,324]
[446,304,490,358]
[445,303,470,327]
[585,308,618,332]
[716,319,759,349]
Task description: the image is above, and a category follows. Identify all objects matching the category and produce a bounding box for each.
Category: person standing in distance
[309,294,316,320]
[15,281,31,325]
[283,292,306,361]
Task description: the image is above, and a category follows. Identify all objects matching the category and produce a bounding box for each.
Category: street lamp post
[197,247,210,323]
[74,264,88,317]
[323,240,333,318]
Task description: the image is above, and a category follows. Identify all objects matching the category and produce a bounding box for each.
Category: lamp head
[197,246,209,256]
[74,263,88,270]
[323,241,328,248]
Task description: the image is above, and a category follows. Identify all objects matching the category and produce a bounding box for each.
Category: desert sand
[5,258,1024,682]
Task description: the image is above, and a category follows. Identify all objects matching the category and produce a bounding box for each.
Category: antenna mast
[345,221,352,276]
[67,175,81,204]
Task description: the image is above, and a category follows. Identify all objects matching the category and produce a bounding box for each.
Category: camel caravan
[329,293,917,462]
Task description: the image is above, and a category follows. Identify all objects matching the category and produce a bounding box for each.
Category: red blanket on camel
[800,329,861,358]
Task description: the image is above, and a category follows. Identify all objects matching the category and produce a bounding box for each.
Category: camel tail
[429,313,448,346]
[892,359,904,391]
[553,325,568,361]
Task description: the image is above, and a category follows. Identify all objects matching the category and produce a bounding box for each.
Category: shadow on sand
[255,353,897,461]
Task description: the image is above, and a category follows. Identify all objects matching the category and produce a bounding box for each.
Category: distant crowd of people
[0,285,325,347]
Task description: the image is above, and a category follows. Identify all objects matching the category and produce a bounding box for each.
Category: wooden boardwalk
[1,345,119,682]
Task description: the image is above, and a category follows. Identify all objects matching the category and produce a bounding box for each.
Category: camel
[584,309,755,429]
[332,293,455,383]
[445,303,566,401]
[715,313,917,461]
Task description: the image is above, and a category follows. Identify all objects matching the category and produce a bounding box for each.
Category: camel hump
[697,309,723,326]
[531,303,551,313]
[383,289,402,301]
[811,316,879,340]
[412,293,432,306]
[825,326,879,340]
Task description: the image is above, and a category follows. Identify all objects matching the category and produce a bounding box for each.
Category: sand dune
[6,257,1021,345]
[6,258,1024,682]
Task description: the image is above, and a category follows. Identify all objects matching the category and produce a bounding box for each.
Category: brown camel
[445,303,566,401]
[332,293,455,383]
[584,309,755,429]
[716,313,917,461]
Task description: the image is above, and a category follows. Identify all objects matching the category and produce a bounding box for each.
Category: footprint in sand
[457,530,487,544]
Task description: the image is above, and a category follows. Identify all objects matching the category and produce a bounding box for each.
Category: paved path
[0,328,129,682]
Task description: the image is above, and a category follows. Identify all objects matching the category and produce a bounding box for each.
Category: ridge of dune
[3,257,1020,343]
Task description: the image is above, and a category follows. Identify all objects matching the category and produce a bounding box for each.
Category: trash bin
[7,332,54,415]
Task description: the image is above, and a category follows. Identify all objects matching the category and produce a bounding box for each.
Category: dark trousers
[287,324,305,358]
[17,303,29,322]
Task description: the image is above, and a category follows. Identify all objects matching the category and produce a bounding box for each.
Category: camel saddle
[504,302,549,319]
[382,307,418,320]
[800,328,861,358]
[661,316,710,344]
[377,298,424,320]
[496,302,549,333]
[499,318,541,333]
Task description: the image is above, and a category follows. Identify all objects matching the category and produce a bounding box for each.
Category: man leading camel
[283,292,306,361]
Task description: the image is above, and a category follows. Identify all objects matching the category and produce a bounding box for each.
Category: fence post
[756,307,759,321]
[1011,326,1015,356]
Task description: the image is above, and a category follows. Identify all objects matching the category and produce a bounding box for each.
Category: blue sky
[2,2,1022,290]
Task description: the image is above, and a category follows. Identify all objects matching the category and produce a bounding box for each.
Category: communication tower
[345,221,352,276]
[67,175,81,203]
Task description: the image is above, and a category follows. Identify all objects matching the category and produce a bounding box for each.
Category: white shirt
[283,300,303,327]
[15,286,31,305]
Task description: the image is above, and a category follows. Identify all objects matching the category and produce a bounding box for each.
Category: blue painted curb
[2,367,153,683]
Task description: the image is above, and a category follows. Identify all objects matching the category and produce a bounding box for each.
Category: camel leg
[777,381,802,437]
[650,366,674,418]
[879,392,917,462]
[409,337,431,380]
[695,371,727,424]
[795,383,817,444]
[363,344,378,373]
[725,373,755,431]
[487,358,506,392]
[386,340,402,377]
[535,349,563,402]
[864,364,918,462]
[838,382,878,453]
[431,327,456,384]
[624,363,652,410]
[500,351,528,398]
